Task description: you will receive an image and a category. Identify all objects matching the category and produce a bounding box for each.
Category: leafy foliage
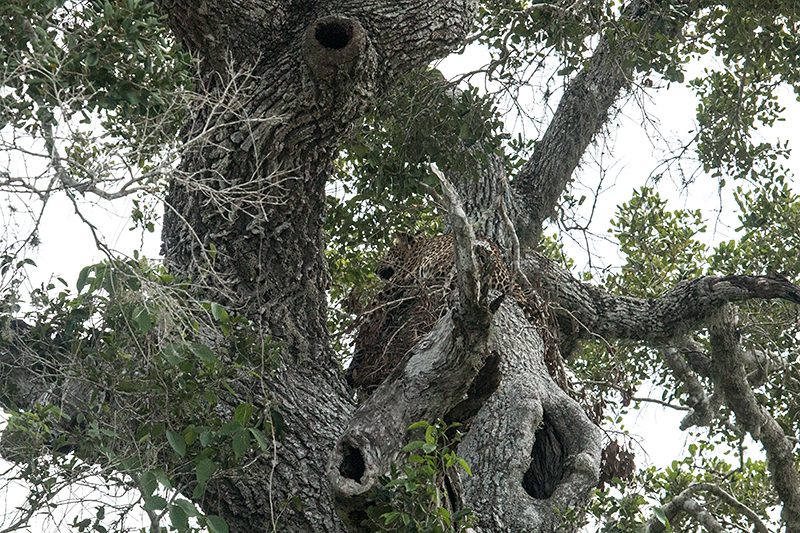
[364,421,476,533]
[0,258,281,531]
[0,0,192,140]
[1,0,800,531]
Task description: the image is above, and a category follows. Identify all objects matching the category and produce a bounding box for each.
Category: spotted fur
[346,232,550,399]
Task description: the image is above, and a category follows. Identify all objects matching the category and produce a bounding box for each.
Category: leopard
[346,232,562,400]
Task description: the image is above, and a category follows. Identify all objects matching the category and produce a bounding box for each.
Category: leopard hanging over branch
[346,232,566,400]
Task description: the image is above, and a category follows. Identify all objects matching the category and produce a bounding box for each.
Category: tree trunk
[154,1,477,531]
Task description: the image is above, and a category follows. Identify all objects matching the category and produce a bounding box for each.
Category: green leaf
[195,458,217,489]
[425,424,435,443]
[174,498,200,518]
[232,427,250,459]
[402,441,426,452]
[290,496,302,512]
[439,507,451,526]
[210,302,229,322]
[166,430,186,457]
[143,495,168,511]
[249,428,269,451]
[234,403,253,426]
[168,503,188,531]
[139,470,157,497]
[456,457,472,477]
[382,511,401,525]
[163,344,182,366]
[189,341,217,363]
[206,515,229,533]
[76,266,92,292]
[132,305,152,333]
[653,507,670,529]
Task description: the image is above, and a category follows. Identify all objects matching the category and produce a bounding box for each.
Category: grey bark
[153,1,478,531]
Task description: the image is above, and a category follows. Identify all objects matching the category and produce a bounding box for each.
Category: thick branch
[512,0,694,246]
[647,491,724,533]
[708,305,800,533]
[661,345,716,430]
[646,482,769,533]
[430,165,495,333]
[524,252,800,347]
[327,310,493,531]
[330,302,601,533]
[458,305,602,532]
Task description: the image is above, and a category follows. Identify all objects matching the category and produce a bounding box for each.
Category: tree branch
[708,305,800,533]
[646,481,770,533]
[524,251,800,348]
[512,0,695,247]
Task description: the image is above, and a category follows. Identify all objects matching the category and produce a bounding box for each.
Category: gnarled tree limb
[708,305,800,533]
[525,251,800,347]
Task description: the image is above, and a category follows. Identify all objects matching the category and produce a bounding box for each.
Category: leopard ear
[395,231,414,251]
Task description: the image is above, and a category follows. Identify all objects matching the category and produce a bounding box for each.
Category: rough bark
[457,305,601,532]
[707,306,800,533]
[525,251,800,350]
[153,2,477,529]
[330,171,602,530]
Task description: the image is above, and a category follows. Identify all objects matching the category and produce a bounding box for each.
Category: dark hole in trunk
[315,21,352,50]
[522,415,566,499]
[339,443,366,483]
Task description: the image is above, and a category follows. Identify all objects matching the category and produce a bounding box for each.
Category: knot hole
[315,20,353,49]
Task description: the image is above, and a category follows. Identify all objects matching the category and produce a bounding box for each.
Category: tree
[1,0,799,532]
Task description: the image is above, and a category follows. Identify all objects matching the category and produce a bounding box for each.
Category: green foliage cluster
[326,68,511,352]
[566,177,800,530]
[688,2,800,182]
[364,421,476,533]
[583,438,775,533]
[0,0,192,133]
[606,187,708,298]
[0,259,282,532]
[1,0,800,531]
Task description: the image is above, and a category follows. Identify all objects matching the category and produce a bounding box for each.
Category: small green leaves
[168,503,188,531]
[193,457,217,498]
[166,430,186,457]
[188,341,217,364]
[653,506,671,530]
[366,420,475,532]
[206,515,229,533]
